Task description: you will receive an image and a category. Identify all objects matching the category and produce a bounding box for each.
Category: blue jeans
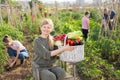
[7,48,28,60]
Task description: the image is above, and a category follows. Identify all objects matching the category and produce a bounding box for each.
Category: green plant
[90,8,102,23]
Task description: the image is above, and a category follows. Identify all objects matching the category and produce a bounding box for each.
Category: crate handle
[63,35,68,46]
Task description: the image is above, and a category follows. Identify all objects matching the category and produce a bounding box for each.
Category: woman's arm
[9,46,20,67]
[51,45,74,56]
[86,19,90,30]
[34,38,74,58]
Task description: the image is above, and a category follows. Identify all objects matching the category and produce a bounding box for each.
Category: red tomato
[69,40,74,46]
[66,39,71,44]
[76,38,81,42]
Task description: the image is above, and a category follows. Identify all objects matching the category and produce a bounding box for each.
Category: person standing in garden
[102,8,116,30]
[3,35,29,70]
[33,19,74,80]
[82,11,90,41]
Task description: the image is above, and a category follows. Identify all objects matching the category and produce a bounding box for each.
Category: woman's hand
[9,62,14,67]
[64,45,74,51]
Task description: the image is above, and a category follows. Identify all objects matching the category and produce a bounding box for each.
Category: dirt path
[0,64,32,80]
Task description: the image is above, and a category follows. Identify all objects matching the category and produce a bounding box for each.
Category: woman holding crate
[33,19,74,80]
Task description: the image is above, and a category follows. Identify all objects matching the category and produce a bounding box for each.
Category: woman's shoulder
[34,37,39,42]
[12,40,22,46]
[34,36,42,43]
[13,40,21,44]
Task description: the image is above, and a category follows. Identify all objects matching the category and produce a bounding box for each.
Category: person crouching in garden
[82,11,90,41]
[3,35,29,70]
[33,19,74,80]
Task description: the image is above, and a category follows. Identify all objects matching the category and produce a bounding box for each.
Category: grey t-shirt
[33,36,57,68]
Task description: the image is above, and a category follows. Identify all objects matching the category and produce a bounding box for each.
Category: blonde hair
[40,19,54,50]
[41,19,54,29]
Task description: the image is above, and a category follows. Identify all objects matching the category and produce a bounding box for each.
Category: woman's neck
[85,15,89,18]
[9,40,14,46]
[40,34,48,38]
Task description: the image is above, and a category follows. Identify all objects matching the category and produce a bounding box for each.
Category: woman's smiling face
[40,24,53,36]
